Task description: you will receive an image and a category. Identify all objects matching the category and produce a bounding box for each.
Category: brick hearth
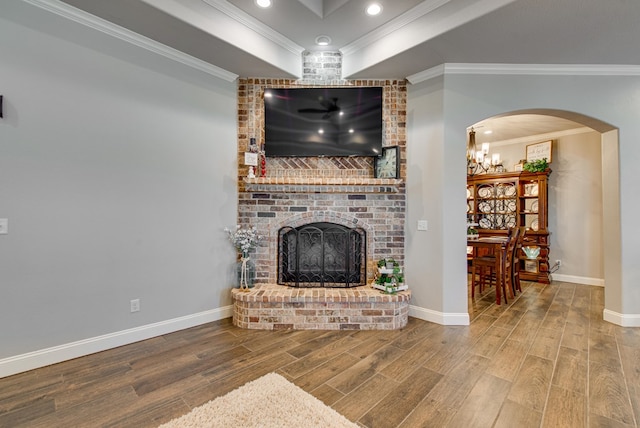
[232,284,411,330]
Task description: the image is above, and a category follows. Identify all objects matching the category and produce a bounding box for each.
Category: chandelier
[466,127,503,175]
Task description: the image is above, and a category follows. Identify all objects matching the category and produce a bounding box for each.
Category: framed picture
[374,146,400,179]
[514,163,524,172]
[526,140,553,163]
[244,152,259,166]
[524,259,539,273]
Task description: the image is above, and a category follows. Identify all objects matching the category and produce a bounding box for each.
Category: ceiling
[53,0,640,140]
[470,115,587,146]
[57,0,640,79]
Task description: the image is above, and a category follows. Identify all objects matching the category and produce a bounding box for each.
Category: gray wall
[493,131,604,283]
[0,4,238,361]
[2,1,638,373]
[407,72,638,320]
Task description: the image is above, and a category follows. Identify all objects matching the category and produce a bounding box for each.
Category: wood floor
[1,280,639,427]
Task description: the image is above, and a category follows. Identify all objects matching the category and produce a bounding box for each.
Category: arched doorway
[466,109,620,323]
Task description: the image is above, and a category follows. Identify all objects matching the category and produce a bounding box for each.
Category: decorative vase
[237,252,255,290]
[522,246,540,259]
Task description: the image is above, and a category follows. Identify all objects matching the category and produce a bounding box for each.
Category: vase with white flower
[225,225,261,291]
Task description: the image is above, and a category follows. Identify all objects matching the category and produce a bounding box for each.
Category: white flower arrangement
[224,225,261,255]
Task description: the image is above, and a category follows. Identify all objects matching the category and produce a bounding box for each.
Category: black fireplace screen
[278,222,366,288]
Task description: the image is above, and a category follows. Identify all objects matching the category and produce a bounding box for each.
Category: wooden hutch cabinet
[467,171,551,283]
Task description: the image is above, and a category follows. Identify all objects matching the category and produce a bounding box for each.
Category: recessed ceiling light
[315,35,332,46]
[366,3,382,16]
[484,130,493,135]
[255,0,271,8]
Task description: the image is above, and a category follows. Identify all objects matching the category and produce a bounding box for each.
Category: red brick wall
[236,78,407,285]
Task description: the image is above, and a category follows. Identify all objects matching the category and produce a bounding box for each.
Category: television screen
[263,87,383,157]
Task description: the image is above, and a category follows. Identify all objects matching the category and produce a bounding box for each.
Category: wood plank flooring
[1,281,639,427]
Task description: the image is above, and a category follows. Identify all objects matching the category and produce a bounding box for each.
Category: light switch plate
[417,220,428,231]
[0,218,7,234]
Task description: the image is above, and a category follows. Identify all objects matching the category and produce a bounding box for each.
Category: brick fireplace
[231,77,410,330]
[242,179,405,285]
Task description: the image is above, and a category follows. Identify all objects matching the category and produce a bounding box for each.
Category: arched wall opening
[466,109,620,323]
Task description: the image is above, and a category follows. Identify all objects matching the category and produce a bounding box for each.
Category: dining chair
[470,228,515,301]
[503,226,523,297]
[510,226,526,294]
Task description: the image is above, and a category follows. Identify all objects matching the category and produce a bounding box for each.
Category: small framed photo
[514,163,523,172]
[244,152,259,166]
[524,259,539,273]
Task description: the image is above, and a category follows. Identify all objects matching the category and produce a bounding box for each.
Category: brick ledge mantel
[243,177,403,193]
[232,284,411,330]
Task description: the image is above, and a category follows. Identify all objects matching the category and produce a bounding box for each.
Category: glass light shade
[466,129,477,161]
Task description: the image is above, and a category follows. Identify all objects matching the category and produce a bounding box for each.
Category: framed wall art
[526,140,553,163]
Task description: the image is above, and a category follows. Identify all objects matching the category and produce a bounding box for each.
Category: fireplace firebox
[278,222,366,288]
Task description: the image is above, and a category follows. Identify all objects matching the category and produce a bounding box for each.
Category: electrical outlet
[417,220,428,231]
[130,299,140,313]
[555,260,562,267]
[0,218,8,235]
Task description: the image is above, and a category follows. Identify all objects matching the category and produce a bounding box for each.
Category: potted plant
[374,258,405,293]
[523,158,549,173]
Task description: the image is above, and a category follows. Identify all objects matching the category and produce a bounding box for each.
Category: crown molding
[22,0,238,82]
[408,63,640,84]
[201,0,305,56]
[405,64,445,84]
[340,0,450,56]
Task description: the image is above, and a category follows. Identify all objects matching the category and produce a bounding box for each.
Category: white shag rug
[159,372,359,428]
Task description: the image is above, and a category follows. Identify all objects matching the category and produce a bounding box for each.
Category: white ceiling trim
[201,0,305,56]
[23,0,239,82]
[340,0,451,56]
[447,63,640,76]
[408,63,640,84]
[406,64,445,84]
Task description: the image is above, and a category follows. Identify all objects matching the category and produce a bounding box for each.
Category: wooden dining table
[467,236,509,304]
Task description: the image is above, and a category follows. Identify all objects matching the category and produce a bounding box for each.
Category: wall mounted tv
[263,87,383,157]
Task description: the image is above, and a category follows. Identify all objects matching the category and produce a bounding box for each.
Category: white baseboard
[551,277,639,326]
[551,273,604,286]
[603,309,640,327]
[0,306,233,379]
[409,305,470,326]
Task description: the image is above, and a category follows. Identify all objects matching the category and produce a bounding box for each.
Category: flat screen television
[263,87,383,157]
